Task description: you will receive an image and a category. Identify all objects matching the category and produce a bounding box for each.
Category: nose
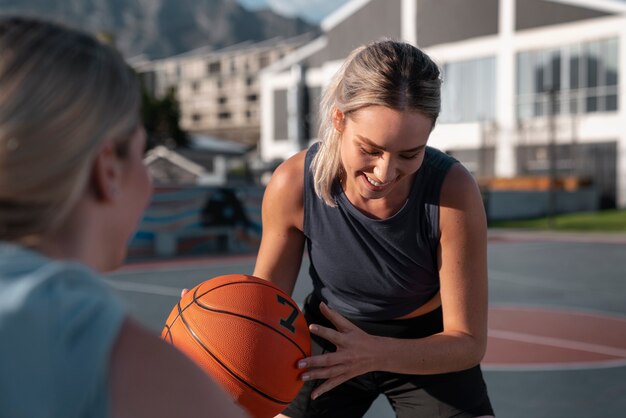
[373,155,396,183]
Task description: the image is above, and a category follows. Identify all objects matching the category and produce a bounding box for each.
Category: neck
[37,199,113,273]
[342,174,414,220]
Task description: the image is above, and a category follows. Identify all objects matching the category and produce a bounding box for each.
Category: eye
[400,151,421,160]
[359,147,380,157]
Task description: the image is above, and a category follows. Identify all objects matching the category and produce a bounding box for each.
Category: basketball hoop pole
[547,87,558,229]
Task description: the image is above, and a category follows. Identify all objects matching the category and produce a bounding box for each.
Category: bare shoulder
[440,162,482,209]
[109,319,249,418]
[263,149,307,229]
[266,150,307,199]
[439,162,487,236]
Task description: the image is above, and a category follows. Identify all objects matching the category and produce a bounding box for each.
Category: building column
[287,64,306,149]
[494,0,517,177]
[617,22,626,208]
[402,0,418,46]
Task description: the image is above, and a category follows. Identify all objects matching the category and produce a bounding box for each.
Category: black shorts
[281,294,494,418]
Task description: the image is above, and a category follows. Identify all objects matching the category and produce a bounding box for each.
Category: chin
[359,173,396,196]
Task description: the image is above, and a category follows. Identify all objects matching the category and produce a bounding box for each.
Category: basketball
[161,274,311,418]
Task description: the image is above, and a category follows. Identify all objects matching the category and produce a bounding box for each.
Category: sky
[238,0,351,23]
[243,0,626,23]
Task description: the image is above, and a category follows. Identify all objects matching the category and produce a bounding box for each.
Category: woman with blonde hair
[253,39,494,417]
[0,17,247,418]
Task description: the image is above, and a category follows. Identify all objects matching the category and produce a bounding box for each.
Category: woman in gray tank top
[253,40,494,418]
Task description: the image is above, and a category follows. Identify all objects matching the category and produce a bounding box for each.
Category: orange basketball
[161,274,311,418]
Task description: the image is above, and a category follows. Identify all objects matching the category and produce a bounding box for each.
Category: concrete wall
[516,0,611,31]
[417,0,499,47]
[306,0,402,67]
[484,188,600,221]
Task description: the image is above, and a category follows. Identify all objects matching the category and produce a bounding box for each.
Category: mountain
[0,0,316,58]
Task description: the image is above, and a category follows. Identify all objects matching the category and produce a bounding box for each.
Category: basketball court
[106,230,626,417]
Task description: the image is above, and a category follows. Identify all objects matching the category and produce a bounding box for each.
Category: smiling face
[336,105,433,216]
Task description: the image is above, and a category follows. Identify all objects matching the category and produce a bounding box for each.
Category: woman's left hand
[297,302,382,400]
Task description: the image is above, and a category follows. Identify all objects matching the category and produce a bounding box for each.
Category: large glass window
[516,37,619,119]
[441,57,496,123]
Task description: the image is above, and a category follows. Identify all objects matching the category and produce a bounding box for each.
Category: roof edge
[320,0,373,32]
[548,0,626,14]
[144,146,206,176]
[261,36,329,74]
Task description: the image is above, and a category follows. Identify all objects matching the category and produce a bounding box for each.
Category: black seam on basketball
[164,287,208,332]
[193,301,308,358]
[162,324,173,343]
[165,278,307,355]
[191,282,308,357]
[170,277,266,325]
[197,280,291,300]
[178,299,291,405]
[171,279,292,327]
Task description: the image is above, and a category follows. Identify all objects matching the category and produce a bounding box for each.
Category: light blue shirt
[0,242,126,418]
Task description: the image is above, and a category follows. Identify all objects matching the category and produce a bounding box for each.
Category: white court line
[106,280,181,297]
[482,358,626,371]
[488,329,626,357]
[107,278,306,311]
[110,261,254,276]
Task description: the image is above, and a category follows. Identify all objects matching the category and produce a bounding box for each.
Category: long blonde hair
[0,17,141,245]
[311,39,442,206]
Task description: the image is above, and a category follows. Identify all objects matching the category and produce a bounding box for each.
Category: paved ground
[106,230,626,418]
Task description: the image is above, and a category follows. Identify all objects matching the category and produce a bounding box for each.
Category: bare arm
[300,164,489,397]
[109,319,249,418]
[378,163,489,372]
[252,151,307,295]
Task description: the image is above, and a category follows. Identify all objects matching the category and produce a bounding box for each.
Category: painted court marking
[117,254,256,273]
[484,306,626,371]
[106,280,182,297]
[109,257,626,374]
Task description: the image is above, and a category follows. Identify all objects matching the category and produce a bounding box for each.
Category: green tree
[141,86,188,150]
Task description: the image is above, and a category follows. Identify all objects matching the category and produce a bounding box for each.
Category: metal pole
[547,88,558,229]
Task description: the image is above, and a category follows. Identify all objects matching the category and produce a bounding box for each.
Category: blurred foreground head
[0,17,141,246]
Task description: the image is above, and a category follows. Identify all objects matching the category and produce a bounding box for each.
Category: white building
[260,0,626,209]
[135,34,314,146]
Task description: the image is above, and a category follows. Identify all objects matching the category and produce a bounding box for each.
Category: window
[516,37,619,119]
[440,57,496,123]
[259,53,270,68]
[246,94,258,102]
[192,113,202,122]
[218,96,227,105]
[207,61,221,74]
[218,112,231,120]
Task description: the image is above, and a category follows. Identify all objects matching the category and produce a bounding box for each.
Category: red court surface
[484,306,626,370]
[111,232,626,417]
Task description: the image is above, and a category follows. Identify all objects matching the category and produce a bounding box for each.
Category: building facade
[135,34,314,146]
[260,0,626,208]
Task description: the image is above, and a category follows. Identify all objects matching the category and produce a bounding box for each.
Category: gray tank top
[303,142,457,320]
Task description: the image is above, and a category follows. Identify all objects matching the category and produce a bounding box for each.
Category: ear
[90,141,122,203]
[332,108,345,133]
